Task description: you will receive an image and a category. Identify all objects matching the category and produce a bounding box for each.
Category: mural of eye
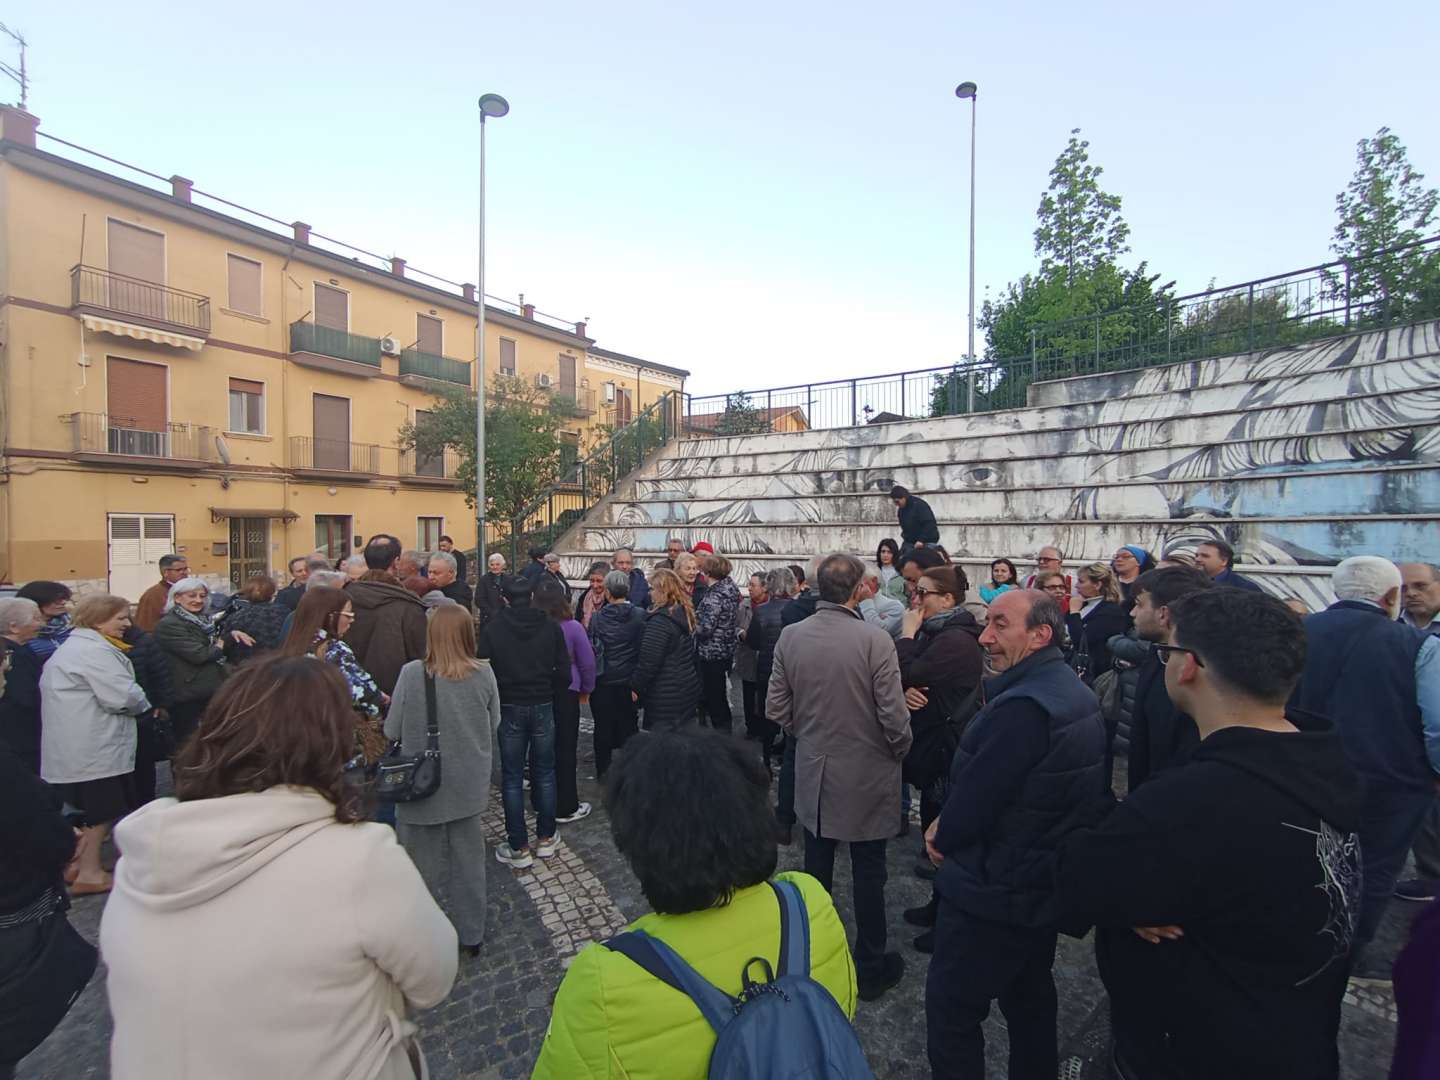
[958,466,999,487]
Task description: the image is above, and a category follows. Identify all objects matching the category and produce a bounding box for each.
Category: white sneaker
[536,835,559,858]
[556,802,592,824]
[494,843,533,869]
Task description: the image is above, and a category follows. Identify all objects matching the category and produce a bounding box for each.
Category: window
[418,517,443,551]
[499,337,517,376]
[227,254,263,316]
[228,377,265,433]
[107,220,165,283]
[417,314,443,355]
[315,516,352,562]
[314,283,348,330]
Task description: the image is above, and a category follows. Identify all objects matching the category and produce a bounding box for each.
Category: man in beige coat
[767,552,912,1002]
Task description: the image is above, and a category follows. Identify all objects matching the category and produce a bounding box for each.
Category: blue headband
[1121,545,1149,564]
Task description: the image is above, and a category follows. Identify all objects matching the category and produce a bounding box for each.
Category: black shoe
[776,823,794,846]
[856,952,905,1001]
[903,901,937,928]
[914,858,937,881]
[1395,878,1438,902]
[461,943,481,959]
[911,930,934,954]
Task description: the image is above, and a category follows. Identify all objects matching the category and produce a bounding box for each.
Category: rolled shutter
[107,220,165,283]
[227,255,263,315]
[314,284,348,330]
[106,357,168,429]
[417,314,443,354]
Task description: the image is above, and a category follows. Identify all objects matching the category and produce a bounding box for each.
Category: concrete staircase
[554,320,1440,609]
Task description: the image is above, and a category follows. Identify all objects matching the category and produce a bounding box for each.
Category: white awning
[81,313,204,351]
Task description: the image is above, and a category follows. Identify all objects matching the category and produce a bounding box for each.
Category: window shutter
[227,255,263,315]
[416,314,443,354]
[499,338,517,374]
[107,220,165,283]
[558,354,577,397]
[314,284,348,330]
[106,357,168,429]
[229,377,263,395]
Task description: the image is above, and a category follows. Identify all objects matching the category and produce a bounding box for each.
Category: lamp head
[478,93,510,119]
[955,81,978,100]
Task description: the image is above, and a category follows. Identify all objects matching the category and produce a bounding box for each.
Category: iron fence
[288,435,380,474]
[70,265,212,335]
[68,412,215,461]
[684,234,1440,434]
[290,321,383,368]
[400,446,462,481]
[399,347,471,386]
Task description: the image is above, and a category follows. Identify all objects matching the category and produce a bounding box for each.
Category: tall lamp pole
[475,93,509,560]
[955,81,978,412]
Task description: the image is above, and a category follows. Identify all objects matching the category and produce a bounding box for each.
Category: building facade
[0,107,686,596]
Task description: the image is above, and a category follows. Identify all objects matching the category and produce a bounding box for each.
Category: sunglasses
[1152,643,1204,668]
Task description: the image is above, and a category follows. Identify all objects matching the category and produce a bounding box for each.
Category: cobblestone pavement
[17,684,1415,1079]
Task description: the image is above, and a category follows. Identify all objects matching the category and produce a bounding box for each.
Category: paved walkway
[18,692,1414,1079]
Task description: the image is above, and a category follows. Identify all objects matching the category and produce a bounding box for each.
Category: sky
[5,0,1438,396]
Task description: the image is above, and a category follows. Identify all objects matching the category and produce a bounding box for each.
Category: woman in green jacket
[154,577,252,746]
[532,731,857,1078]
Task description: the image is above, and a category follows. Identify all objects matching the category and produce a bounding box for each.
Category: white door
[108,513,175,601]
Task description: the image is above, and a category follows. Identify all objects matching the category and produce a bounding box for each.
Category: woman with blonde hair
[384,604,501,956]
[630,568,701,731]
[39,594,151,894]
[1065,562,1130,683]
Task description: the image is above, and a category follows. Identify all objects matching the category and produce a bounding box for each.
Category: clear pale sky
[6,0,1437,395]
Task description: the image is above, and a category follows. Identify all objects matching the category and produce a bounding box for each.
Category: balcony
[67,412,216,468]
[550,387,597,418]
[70,265,211,347]
[289,321,382,377]
[288,436,380,476]
[399,348,472,388]
[399,447,463,486]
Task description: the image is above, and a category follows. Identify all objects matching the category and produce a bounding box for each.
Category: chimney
[461,283,476,303]
[292,221,311,245]
[574,320,588,338]
[522,303,535,320]
[170,175,193,203]
[0,105,38,147]
[391,256,406,278]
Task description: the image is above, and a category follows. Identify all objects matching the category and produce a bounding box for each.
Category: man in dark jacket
[343,537,428,695]
[890,484,940,551]
[611,547,650,611]
[519,545,549,585]
[478,575,570,868]
[436,535,466,583]
[427,552,474,611]
[1194,537,1263,591]
[588,570,648,778]
[1291,557,1440,969]
[1057,588,1363,1080]
[924,589,1105,1080]
[275,555,310,612]
[1125,566,1213,789]
[780,563,818,628]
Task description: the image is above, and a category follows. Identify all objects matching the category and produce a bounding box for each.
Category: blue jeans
[499,702,557,853]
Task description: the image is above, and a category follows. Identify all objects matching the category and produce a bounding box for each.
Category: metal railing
[288,436,380,474]
[684,234,1440,434]
[400,347,472,386]
[289,321,383,368]
[400,446,461,480]
[550,387,597,417]
[68,412,215,460]
[70,265,211,335]
[507,391,680,562]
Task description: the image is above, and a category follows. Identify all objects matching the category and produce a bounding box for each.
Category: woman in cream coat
[101,655,457,1080]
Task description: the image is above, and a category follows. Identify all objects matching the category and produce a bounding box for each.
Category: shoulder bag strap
[424,673,440,752]
[604,930,735,1032]
[769,879,811,978]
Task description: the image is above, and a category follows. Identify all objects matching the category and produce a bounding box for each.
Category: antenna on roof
[0,23,28,109]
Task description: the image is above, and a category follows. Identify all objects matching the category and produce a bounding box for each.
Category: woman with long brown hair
[101,656,457,1080]
[630,568,701,731]
[280,588,386,763]
[384,605,501,957]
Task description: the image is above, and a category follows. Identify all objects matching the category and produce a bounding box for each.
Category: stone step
[635,421,1439,500]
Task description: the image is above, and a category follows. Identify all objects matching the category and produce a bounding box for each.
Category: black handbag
[373,673,442,803]
[0,896,99,1063]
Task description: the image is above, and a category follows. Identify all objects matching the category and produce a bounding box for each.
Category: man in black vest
[1291,556,1440,978]
[923,589,1105,1080]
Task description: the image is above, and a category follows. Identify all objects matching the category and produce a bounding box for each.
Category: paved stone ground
[17,679,1417,1079]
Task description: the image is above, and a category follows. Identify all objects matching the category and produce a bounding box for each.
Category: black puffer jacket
[1105,631,1150,757]
[123,626,175,711]
[590,601,647,685]
[750,596,792,682]
[217,599,289,662]
[630,605,700,730]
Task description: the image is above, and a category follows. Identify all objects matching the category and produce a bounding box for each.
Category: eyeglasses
[1152,643,1204,668]
[1042,584,1068,594]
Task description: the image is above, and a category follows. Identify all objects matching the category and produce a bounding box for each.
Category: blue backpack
[603,879,874,1079]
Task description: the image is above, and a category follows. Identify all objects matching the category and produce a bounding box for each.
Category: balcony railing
[288,436,380,474]
[68,412,215,462]
[550,387,597,417]
[70,265,212,336]
[400,447,462,481]
[399,347,472,386]
[289,321,382,368]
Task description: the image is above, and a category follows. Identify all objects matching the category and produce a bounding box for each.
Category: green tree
[1034,129,1131,287]
[1327,127,1440,323]
[713,391,770,435]
[398,373,567,536]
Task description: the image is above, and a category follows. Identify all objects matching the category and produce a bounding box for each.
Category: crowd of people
[1,503,1438,1079]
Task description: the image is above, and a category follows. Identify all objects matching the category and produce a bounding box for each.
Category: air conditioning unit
[535,372,553,389]
[603,381,616,403]
[379,336,402,356]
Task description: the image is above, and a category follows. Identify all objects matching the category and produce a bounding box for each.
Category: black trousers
[803,828,888,982]
[169,698,208,752]
[554,688,581,817]
[925,900,1058,1080]
[698,657,733,733]
[741,678,762,738]
[589,682,638,780]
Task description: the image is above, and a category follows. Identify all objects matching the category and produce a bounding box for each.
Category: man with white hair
[1292,555,1440,978]
[427,551,473,611]
[611,547,650,610]
[858,568,905,639]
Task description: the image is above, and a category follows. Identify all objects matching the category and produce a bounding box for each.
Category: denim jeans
[499,702,557,853]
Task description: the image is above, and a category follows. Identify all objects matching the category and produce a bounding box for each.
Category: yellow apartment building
[0,107,687,598]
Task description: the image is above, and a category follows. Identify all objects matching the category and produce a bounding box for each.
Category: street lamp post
[955,80,978,413]
[475,93,509,561]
